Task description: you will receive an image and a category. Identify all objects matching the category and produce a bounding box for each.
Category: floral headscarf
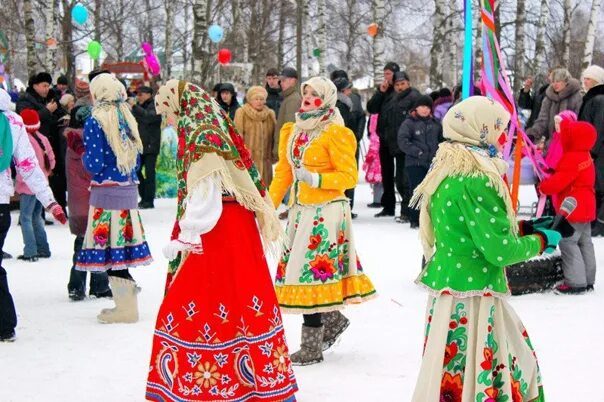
[295,76,344,133]
[410,96,517,260]
[155,80,282,286]
[90,73,142,174]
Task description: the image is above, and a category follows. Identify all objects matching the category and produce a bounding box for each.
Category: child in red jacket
[540,120,597,294]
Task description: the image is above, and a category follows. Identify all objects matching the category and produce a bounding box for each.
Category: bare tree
[317,0,326,76]
[429,0,445,88]
[296,0,303,74]
[582,0,602,70]
[371,0,386,85]
[24,0,37,76]
[164,0,175,78]
[44,0,57,72]
[513,0,526,93]
[533,0,550,75]
[562,0,573,67]
[191,0,212,85]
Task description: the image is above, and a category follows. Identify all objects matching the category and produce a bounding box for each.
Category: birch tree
[60,0,76,81]
[371,0,386,85]
[191,0,211,85]
[562,0,573,67]
[24,0,37,76]
[317,0,326,76]
[582,0,602,70]
[513,0,526,93]
[296,0,303,74]
[164,0,175,78]
[429,0,445,88]
[533,0,550,75]
[44,0,57,72]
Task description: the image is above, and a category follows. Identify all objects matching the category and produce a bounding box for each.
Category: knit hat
[330,69,349,81]
[74,79,90,98]
[582,65,604,86]
[333,77,352,92]
[57,75,69,86]
[246,86,268,102]
[20,109,41,133]
[394,71,410,82]
[60,94,75,108]
[384,62,400,73]
[414,95,433,110]
[28,72,52,87]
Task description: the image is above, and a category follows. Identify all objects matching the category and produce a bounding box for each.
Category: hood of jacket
[561,120,596,153]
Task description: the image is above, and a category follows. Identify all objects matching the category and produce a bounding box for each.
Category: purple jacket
[433,101,453,122]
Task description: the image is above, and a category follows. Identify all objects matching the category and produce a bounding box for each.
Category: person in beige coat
[234,86,276,186]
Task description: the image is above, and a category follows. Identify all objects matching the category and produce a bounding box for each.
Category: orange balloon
[367,23,379,37]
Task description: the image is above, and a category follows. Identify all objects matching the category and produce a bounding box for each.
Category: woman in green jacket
[410,97,561,401]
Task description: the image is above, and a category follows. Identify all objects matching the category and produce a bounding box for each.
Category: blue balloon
[72,4,88,25]
[208,25,224,43]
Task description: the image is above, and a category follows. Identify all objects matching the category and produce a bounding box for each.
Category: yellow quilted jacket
[269,122,358,207]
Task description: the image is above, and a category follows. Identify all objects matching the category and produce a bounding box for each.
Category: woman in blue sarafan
[76,74,152,323]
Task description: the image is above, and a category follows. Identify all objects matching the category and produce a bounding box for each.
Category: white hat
[582,65,604,86]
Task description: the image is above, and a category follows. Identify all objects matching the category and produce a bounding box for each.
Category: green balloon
[87,41,102,60]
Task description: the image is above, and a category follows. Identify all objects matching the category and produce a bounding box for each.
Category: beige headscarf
[410,96,516,260]
[295,76,344,133]
[90,74,142,174]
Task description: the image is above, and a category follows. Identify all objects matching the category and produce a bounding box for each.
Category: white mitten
[295,167,319,187]
[162,240,201,261]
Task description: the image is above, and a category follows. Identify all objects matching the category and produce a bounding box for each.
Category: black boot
[592,221,604,237]
[374,209,395,218]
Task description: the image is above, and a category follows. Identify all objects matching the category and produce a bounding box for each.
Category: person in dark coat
[216,83,240,120]
[17,72,68,210]
[578,65,604,236]
[397,95,443,228]
[54,75,73,99]
[64,105,111,300]
[374,70,421,221]
[518,75,549,129]
[130,86,162,209]
[265,68,283,116]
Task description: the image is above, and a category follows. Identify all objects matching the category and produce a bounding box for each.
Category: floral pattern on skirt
[75,207,152,271]
[275,200,376,314]
[412,294,545,402]
[147,203,297,402]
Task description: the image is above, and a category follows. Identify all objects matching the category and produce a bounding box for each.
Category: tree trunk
[429,0,445,88]
[93,0,102,69]
[24,0,37,76]
[303,0,313,77]
[44,0,57,73]
[443,1,459,87]
[372,0,386,86]
[164,0,175,78]
[277,1,286,70]
[513,0,526,93]
[191,0,209,85]
[144,0,153,45]
[533,0,550,75]
[562,0,573,67]
[296,0,303,74]
[582,0,602,70]
[317,0,326,76]
[60,0,75,82]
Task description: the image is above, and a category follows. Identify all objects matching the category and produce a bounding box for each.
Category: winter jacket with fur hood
[539,120,596,223]
[526,78,583,142]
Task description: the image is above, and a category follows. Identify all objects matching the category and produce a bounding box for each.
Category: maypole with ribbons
[462,0,549,213]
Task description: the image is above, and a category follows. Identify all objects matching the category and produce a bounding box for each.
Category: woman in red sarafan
[146,79,297,402]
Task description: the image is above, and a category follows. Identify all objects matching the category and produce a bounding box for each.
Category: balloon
[217,48,232,65]
[208,25,224,43]
[367,23,379,37]
[87,41,102,60]
[141,42,161,76]
[72,4,89,25]
[312,48,321,58]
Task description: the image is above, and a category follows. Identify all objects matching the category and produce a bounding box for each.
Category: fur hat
[333,77,352,92]
[330,69,349,81]
[57,75,69,86]
[384,62,400,73]
[20,109,41,132]
[28,72,52,87]
[414,95,434,110]
[582,65,604,86]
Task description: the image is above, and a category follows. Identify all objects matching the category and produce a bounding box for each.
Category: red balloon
[217,48,232,65]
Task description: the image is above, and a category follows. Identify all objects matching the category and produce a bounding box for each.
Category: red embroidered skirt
[146,203,298,402]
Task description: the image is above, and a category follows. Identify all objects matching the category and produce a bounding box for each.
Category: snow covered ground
[1,183,602,402]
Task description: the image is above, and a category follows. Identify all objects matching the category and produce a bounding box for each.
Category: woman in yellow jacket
[270,76,376,366]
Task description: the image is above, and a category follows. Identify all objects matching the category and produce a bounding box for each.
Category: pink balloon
[141,42,153,55]
[141,42,161,76]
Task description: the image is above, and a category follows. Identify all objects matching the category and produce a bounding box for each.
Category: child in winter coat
[397,95,443,228]
[363,114,383,207]
[16,109,55,261]
[540,119,597,294]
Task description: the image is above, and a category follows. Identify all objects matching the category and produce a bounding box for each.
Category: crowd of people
[0,58,602,401]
